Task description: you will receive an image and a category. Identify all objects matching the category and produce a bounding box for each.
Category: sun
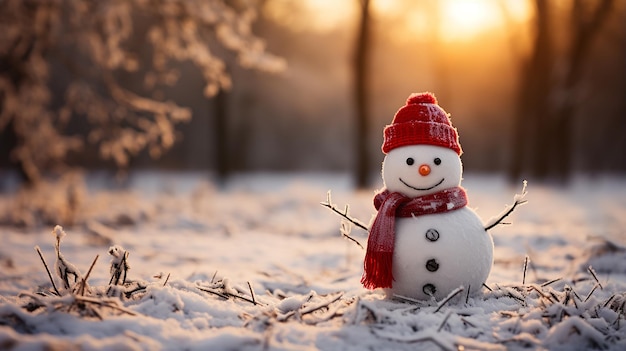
[374,0,531,43]
[440,0,532,42]
[263,0,531,43]
[440,0,502,41]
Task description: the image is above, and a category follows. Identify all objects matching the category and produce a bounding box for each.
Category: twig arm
[320,191,369,231]
[484,180,528,231]
[340,222,364,250]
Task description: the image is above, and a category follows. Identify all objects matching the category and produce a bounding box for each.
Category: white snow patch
[0,172,624,350]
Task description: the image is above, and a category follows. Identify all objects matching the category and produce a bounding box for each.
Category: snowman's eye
[406,158,415,166]
[434,158,442,166]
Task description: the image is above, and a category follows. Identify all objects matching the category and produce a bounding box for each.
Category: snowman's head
[382,144,462,197]
[381,92,462,197]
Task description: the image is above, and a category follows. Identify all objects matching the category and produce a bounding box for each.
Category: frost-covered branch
[196,278,263,306]
[434,287,465,313]
[321,191,368,250]
[52,225,83,292]
[35,246,60,296]
[522,256,530,285]
[0,0,285,184]
[587,266,603,290]
[108,245,130,286]
[321,191,369,231]
[78,254,99,297]
[340,221,364,250]
[484,180,528,231]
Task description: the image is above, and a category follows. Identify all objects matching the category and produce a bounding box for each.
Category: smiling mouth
[399,177,445,191]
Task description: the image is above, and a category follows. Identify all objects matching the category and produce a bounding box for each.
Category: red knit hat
[382,92,462,155]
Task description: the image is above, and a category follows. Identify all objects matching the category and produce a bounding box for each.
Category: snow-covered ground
[0,172,625,350]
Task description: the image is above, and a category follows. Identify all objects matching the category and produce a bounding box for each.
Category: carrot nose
[419,164,431,176]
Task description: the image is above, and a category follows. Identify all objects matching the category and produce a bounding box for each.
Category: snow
[0,172,625,350]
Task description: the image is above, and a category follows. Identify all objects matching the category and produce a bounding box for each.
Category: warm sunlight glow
[264,0,532,42]
[304,0,355,32]
[374,0,532,43]
[263,0,355,32]
[440,0,502,41]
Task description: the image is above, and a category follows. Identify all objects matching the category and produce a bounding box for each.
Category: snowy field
[0,172,625,350]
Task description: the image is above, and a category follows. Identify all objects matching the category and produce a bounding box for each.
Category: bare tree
[509,0,614,182]
[213,84,230,183]
[0,0,284,185]
[509,0,553,181]
[353,0,372,189]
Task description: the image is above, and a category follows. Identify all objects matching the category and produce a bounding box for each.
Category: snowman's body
[390,208,492,300]
[380,144,494,300]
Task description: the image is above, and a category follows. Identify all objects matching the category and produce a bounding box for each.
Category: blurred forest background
[1,0,625,189]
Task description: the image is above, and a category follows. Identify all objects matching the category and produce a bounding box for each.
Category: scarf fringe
[361,251,394,289]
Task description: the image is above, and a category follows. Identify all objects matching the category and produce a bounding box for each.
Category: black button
[426,259,439,272]
[423,283,437,296]
[425,229,439,242]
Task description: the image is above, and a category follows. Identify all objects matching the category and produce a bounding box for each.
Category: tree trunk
[509,0,553,181]
[0,119,33,186]
[214,88,229,185]
[353,0,371,189]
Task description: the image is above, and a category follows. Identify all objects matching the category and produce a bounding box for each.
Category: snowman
[362,92,494,301]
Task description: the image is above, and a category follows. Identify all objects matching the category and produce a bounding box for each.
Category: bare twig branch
[584,283,600,302]
[196,285,229,300]
[570,286,582,302]
[122,252,128,284]
[603,294,617,308]
[437,310,453,332]
[84,255,99,282]
[19,292,48,310]
[226,292,263,306]
[34,246,60,296]
[461,317,477,328]
[228,291,262,306]
[163,273,171,287]
[301,293,343,315]
[393,294,426,305]
[340,221,364,250]
[73,295,136,316]
[321,191,368,231]
[528,285,552,302]
[435,286,465,313]
[549,290,561,304]
[541,277,562,287]
[588,266,603,290]
[247,281,256,305]
[485,180,528,231]
[124,285,147,299]
[79,254,99,296]
[196,281,262,306]
[523,256,529,285]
